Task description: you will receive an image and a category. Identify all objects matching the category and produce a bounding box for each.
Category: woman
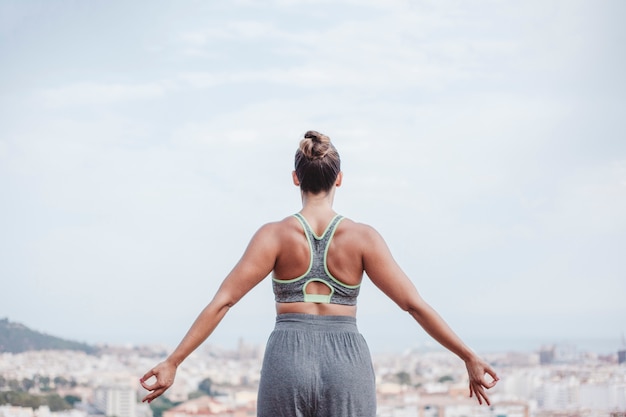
[140,131,498,416]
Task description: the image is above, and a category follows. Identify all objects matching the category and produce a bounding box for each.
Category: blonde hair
[294,131,341,194]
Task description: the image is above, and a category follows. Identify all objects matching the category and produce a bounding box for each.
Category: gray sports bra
[272,213,361,305]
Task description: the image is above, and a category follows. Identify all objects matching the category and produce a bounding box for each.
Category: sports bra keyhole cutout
[303,280,333,300]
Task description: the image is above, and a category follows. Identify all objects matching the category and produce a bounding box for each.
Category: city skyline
[1,339,625,416]
[1,1,625,355]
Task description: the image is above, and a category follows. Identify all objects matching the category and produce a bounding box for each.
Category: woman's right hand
[140,360,177,403]
[464,355,499,405]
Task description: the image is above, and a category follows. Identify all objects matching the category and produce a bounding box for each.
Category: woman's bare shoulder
[338,217,383,242]
[255,215,301,236]
[243,216,300,253]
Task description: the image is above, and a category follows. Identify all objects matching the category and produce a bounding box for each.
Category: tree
[148,396,179,417]
[198,378,213,396]
[0,391,42,409]
[45,394,71,412]
[22,378,35,392]
[54,376,69,388]
[187,391,204,400]
[38,376,51,392]
[438,375,454,383]
[395,371,411,386]
[64,395,82,407]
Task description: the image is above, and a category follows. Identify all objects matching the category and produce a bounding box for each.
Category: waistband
[274,313,358,333]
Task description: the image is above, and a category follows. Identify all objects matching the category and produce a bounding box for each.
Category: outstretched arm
[362,226,499,405]
[140,224,279,403]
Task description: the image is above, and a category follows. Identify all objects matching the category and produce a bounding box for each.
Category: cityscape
[1,340,625,417]
[2,1,625,415]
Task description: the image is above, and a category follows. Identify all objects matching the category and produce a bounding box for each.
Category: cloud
[173,3,525,92]
[39,81,172,107]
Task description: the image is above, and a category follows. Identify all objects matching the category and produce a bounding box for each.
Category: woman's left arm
[361,225,499,405]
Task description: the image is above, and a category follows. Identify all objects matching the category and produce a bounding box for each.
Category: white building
[93,385,136,417]
[579,381,626,410]
[535,376,579,410]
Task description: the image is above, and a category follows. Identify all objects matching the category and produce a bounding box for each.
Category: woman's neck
[300,189,336,216]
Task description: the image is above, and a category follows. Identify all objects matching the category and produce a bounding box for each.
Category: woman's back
[271,212,370,316]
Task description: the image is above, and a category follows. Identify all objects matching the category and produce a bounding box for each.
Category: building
[93,385,136,417]
[539,346,555,365]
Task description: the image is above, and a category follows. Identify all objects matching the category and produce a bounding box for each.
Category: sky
[1,0,625,355]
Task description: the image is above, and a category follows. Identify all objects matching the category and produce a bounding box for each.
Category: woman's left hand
[140,360,177,403]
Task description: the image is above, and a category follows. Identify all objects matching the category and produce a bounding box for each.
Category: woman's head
[294,130,341,194]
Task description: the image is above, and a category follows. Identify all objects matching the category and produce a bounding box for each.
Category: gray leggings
[257,313,376,417]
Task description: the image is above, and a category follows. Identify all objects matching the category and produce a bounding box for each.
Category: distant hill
[0,318,97,354]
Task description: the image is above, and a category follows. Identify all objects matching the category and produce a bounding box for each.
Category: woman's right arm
[361,225,498,405]
[139,223,280,403]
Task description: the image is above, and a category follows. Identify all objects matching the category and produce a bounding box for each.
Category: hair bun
[304,130,329,144]
[300,130,331,159]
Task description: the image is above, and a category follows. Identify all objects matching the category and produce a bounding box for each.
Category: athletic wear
[257,313,376,417]
[272,213,361,305]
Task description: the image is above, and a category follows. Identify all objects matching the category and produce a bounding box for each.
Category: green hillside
[0,318,97,354]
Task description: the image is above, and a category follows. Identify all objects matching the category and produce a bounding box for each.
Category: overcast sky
[1,0,624,354]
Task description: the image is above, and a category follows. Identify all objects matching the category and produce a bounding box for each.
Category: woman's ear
[292,171,300,186]
[335,171,343,187]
